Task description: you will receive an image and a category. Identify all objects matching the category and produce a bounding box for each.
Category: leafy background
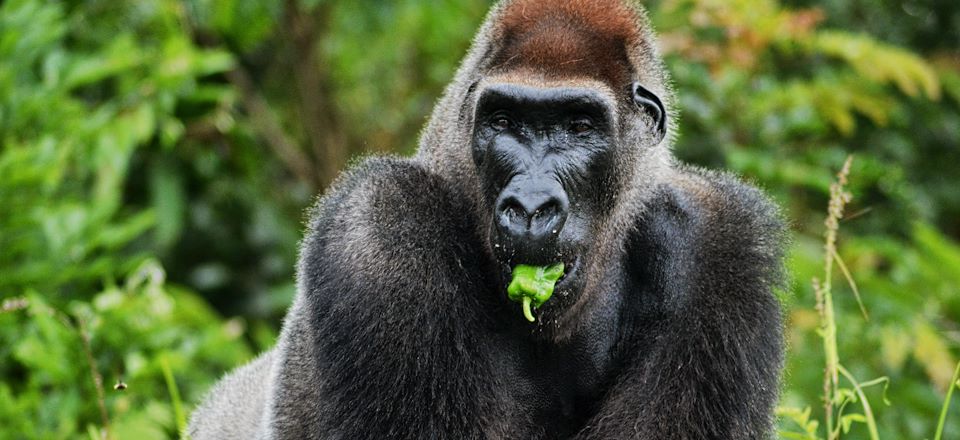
[1,0,958,438]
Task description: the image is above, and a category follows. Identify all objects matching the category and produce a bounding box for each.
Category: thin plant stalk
[934,360,960,440]
[838,365,880,440]
[814,156,854,440]
[78,317,111,440]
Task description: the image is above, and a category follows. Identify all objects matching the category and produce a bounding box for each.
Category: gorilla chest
[493,326,620,437]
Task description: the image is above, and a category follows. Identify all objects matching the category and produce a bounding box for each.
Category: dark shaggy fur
[188,1,786,439]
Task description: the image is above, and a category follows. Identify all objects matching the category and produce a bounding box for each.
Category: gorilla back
[188,1,787,439]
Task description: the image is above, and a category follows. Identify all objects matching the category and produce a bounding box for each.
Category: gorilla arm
[187,350,276,439]
[577,169,786,440]
[260,157,520,439]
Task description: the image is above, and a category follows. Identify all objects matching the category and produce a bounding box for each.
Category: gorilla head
[419,0,673,327]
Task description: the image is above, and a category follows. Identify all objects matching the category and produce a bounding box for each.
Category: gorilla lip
[555,256,579,287]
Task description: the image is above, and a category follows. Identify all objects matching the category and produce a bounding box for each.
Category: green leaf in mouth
[506,263,565,322]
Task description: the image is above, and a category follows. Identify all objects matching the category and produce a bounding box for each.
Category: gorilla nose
[495,182,569,244]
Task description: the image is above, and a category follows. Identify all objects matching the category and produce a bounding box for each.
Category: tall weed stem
[814,156,854,440]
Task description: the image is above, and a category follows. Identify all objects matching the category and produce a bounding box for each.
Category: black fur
[251,159,785,440]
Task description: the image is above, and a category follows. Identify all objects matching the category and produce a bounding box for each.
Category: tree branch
[226,67,317,189]
[282,0,348,188]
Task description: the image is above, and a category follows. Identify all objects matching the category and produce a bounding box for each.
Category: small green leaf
[840,413,866,433]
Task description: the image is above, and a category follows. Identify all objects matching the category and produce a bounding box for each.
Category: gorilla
[188,0,786,438]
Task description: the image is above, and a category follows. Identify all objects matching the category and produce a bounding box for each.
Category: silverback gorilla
[188,0,786,438]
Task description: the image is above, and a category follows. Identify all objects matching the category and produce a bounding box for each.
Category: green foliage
[1,0,958,439]
[0,0,259,438]
[0,261,252,439]
[652,1,960,437]
[0,0,235,296]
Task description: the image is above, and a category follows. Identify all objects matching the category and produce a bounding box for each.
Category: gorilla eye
[570,119,594,134]
[490,115,512,131]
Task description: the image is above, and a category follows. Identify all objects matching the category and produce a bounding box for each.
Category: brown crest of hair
[492,0,642,88]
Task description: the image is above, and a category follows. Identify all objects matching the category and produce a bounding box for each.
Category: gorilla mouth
[499,256,580,291]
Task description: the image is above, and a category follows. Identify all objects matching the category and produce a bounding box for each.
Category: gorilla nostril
[497,197,528,234]
[496,188,568,240]
[529,198,566,236]
[507,204,525,221]
[500,198,523,218]
[532,201,559,220]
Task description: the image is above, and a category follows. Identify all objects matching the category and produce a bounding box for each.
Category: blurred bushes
[0,0,958,439]
[0,261,254,439]
[649,1,960,437]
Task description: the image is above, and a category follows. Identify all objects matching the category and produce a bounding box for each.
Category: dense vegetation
[1,0,958,438]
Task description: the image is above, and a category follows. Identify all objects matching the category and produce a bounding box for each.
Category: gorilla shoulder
[293,155,496,333]
[655,167,782,249]
[631,167,787,307]
[297,156,483,295]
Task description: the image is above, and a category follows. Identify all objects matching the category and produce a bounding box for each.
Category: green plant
[779,157,890,440]
[1,0,958,438]
[0,261,255,440]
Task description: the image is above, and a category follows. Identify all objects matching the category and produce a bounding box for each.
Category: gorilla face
[470,83,613,313]
[471,81,667,318]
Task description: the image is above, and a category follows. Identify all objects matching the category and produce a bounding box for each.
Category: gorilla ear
[630,82,667,142]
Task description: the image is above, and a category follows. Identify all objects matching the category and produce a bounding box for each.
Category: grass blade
[830,247,868,320]
[161,354,187,436]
